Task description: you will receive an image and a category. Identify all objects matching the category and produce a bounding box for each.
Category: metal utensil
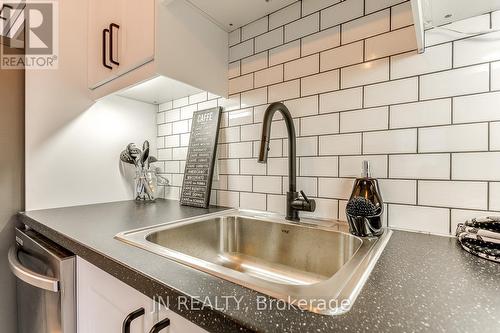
[127,143,141,167]
[120,150,135,165]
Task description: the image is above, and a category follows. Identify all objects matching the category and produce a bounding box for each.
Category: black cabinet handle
[102,28,112,69]
[149,317,170,333]
[122,307,145,333]
[109,23,120,66]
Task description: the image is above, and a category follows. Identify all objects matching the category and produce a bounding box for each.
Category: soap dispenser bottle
[345,161,384,237]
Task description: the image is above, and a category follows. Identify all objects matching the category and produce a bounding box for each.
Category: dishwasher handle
[8,246,60,292]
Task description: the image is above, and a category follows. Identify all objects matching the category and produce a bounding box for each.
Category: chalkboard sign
[180,107,222,208]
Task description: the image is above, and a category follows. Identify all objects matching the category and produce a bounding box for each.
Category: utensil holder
[135,169,158,201]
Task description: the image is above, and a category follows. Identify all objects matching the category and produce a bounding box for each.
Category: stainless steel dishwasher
[8,226,76,333]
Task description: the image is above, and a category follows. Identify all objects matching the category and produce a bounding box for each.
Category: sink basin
[116,209,392,315]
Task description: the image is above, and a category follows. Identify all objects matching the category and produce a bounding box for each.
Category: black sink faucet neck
[258,102,315,222]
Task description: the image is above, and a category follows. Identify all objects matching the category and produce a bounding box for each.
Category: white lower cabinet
[77,257,208,333]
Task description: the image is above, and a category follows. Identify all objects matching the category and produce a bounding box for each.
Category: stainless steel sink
[115,209,392,315]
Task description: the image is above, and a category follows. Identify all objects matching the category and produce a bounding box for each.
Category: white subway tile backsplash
[229,29,241,47]
[391,44,452,79]
[180,104,197,120]
[283,137,318,156]
[267,194,286,214]
[341,58,389,89]
[365,0,406,14]
[285,13,319,43]
[219,95,240,111]
[256,28,284,53]
[283,177,318,196]
[285,96,319,118]
[490,122,500,150]
[218,191,240,207]
[157,112,165,125]
[253,176,282,194]
[219,159,239,175]
[227,175,253,192]
[341,10,390,44]
[284,54,319,80]
[228,108,253,126]
[454,92,500,123]
[301,70,340,96]
[228,61,241,79]
[269,40,301,66]
[419,181,487,210]
[339,155,387,178]
[452,153,500,181]
[172,147,188,160]
[391,2,413,29]
[319,133,362,155]
[340,107,389,133]
[241,88,268,107]
[389,154,450,180]
[173,97,189,108]
[303,198,338,219]
[240,192,267,210]
[300,156,338,177]
[228,74,253,94]
[365,26,417,61]
[255,65,284,88]
[320,87,363,113]
[229,39,254,62]
[158,123,172,136]
[419,123,488,153]
[321,0,364,30]
[420,64,490,100]
[268,157,288,176]
[270,2,301,30]
[188,92,207,104]
[301,26,341,56]
[453,31,500,67]
[390,99,452,129]
[269,80,301,102]
[379,179,416,204]
[241,158,267,175]
[363,129,417,154]
[219,127,240,143]
[389,205,450,234]
[241,52,268,74]
[165,135,180,148]
[320,41,364,72]
[303,0,339,16]
[490,182,500,211]
[301,113,339,136]
[159,101,172,112]
[318,178,354,199]
[172,120,188,134]
[228,142,253,158]
[492,61,500,91]
[242,17,268,41]
[364,77,418,108]
[198,99,218,111]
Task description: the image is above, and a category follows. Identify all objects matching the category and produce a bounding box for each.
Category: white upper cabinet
[88,0,228,101]
[88,0,155,89]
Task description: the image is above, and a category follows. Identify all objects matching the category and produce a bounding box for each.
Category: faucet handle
[299,190,311,204]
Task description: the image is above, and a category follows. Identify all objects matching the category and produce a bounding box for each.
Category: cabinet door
[120,0,155,75]
[77,257,151,333]
[87,0,124,89]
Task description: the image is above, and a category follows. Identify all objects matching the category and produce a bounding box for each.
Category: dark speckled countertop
[18,199,500,333]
